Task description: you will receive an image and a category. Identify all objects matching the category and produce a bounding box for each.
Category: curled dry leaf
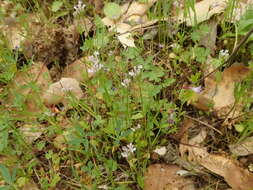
[177,0,253,26]
[199,19,218,55]
[73,17,93,36]
[144,164,196,190]
[42,78,83,106]
[193,63,250,119]
[63,56,102,82]
[0,13,39,49]
[229,136,253,156]
[180,120,253,190]
[102,0,157,47]
[178,0,226,26]
[19,123,45,144]
[153,146,167,156]
[62,57,89,82]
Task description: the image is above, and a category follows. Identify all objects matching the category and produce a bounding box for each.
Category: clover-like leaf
[104,2,122,20]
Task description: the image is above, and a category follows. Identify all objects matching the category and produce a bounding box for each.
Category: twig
[185,115,223,135]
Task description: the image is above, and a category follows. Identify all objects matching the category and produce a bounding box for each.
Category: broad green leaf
[0,130,8,152]
[0,164,12,184]
[52,1,63,12]
[131,113,144,120]
[104,3,122,20]
[0,186,10,190]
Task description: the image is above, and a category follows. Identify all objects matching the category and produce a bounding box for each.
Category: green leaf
[0,164,12,185]
[131,113,144,120]
[0,130,8,152]
[162,78,176,87]
[51,1,63,12]
[104,3,122,20]
[0,186,10,190]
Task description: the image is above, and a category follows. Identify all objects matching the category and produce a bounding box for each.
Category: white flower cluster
[87,51,103,74]
[73,0,86,16]
[121,65,143,87]
[121,143,136,158]
[128,65,143,77]
[219,49,229,58]
[131,123,141,132]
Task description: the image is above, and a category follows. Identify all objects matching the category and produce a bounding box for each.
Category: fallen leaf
[102,0,157,47]
[178,0,226,26]
[193,63,250,119]
[230,0,253,22]
[63,56,103,82]
[229,136,253,156]
[180,121,253,190]
[199,19,218,55]
[62,58,89,82]
[42,78,83,106]
[19,123,45,144]
[73,17,93,35]
[144,164,196,190]
[196,153,253,190]
[153,146,167,156]
[116,23,135,48]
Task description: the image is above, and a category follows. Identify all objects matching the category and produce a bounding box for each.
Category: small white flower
[128,65,143,77]
[121,143,136,158]
[173,1,179,7]
[153,146,167,156]
[94,51,99,56]
[131,124,141,132]
[137,65,143,70]
[73,0,86,16]
[126,143,136,153]
[98,185,109,189]
[128,70,136,76]
[219,49,229,57]
[190,86,202,93]
[87,51,103,74]
[121,78,131,87]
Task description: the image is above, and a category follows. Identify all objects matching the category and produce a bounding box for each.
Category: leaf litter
[2,0,253,189]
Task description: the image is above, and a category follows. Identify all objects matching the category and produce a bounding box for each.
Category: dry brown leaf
[73,17,93,36]
[89,0,104,14]
[229,136,253,156]
[19,123,45,144]
[180,121,253,190]
[21,180,39,190]
[102,0,157,47]
[63,56,103,82]
[178,0,226,26]
[42,78,83,106]
[176,0,253,26]
[199,19,218,55]
[144,164,196,190]
[62,57,89,82]
[193,63,250,119]
[0,13,39,49]
[230,0,253,22]
[196,153,253,190]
